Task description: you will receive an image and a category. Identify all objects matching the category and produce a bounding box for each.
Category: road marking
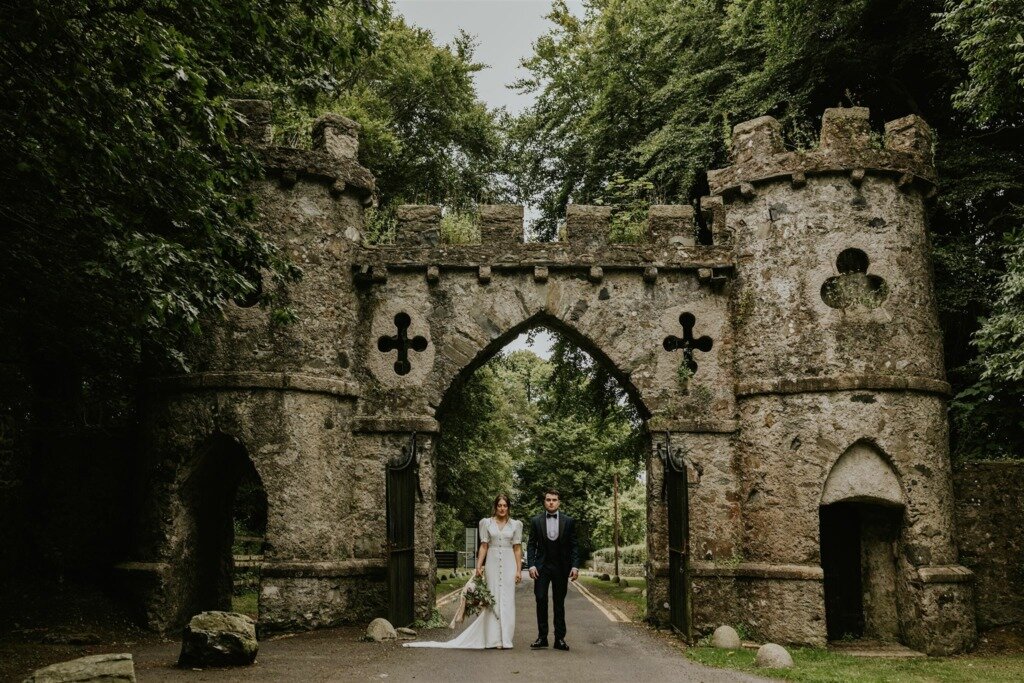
[436,585,464,606]
[572,581,631,623]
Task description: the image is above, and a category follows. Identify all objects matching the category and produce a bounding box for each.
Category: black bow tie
[546,513,557,519]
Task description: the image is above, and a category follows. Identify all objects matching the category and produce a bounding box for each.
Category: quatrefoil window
[821,248,889,310]
[377,312,428,375]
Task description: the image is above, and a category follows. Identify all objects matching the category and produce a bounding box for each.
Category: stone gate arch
[124,102,976,655]
[351,205,736,630]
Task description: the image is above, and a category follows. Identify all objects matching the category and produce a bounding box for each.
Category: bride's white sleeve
[478,518,490,543]
[512,520,523,544]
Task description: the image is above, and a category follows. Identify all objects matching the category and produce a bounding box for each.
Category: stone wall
[953,462,1024,629]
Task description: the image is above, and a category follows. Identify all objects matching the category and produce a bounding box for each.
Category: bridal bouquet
[449,574,497,628]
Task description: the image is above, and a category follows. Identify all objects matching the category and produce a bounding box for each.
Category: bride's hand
[475,567,483,578]
[515,572,522,584]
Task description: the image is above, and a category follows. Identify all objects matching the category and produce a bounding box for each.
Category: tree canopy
[509,0,1024,458]
[435,335,645,557]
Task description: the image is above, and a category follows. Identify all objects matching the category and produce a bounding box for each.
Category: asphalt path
[128,578,767,682]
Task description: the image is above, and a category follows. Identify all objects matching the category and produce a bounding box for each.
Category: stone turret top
[227,99,376,204]
[708,107,935,197]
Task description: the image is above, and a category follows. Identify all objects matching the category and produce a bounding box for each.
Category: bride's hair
[492,493,511,517]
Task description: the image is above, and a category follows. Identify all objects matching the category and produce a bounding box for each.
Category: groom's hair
[544,488,560,499]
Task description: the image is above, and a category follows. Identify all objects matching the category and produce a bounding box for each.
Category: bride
[405,493,522,649]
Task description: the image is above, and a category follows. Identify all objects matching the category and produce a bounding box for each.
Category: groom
[527,488,580,651]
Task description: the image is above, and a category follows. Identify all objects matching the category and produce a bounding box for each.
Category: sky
[393,1,582,358]
[393,1,585,115]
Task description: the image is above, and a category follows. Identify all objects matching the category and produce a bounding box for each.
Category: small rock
[754,643,794,669]
[711,625,741,649]
[619,579,630,589]
[641,589,647,598]
[622,587,642,594]
[612,576,621,584]
[178,611,258,668]
[599,574,610,581]
[23,653,135,682]
[366,618,397,642]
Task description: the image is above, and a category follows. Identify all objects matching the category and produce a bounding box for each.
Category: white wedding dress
[405,517,522,649]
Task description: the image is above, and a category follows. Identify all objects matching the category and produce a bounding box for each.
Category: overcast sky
[394,1,584,115]
[393,1,582,358]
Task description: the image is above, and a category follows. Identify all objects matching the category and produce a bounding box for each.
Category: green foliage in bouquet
[463,574,497,618]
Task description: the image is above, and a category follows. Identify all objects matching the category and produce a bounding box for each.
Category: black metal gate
[658,432,692,641]
[386,432,421,627]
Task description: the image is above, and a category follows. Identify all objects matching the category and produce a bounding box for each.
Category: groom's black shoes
[553,639,569,651]
[530,637,548,649]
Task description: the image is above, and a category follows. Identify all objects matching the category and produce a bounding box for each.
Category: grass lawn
[687,646,1024,682]
[231,590,258,618]
[578,575,646,619]
[435,567,474,598]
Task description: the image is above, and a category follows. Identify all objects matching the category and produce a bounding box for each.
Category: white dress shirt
[546,511,559,540]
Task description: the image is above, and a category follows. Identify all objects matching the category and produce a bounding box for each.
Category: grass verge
[578,575,646,619]
[687,646,1024,682]
[231,590,258,618]
[435,568,473,599]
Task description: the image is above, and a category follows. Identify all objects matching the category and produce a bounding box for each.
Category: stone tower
[708,107,973,653]
[123,101,379,631]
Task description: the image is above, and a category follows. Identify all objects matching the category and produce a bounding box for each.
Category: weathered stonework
[953,462,1024,630]
[125,103,975,655]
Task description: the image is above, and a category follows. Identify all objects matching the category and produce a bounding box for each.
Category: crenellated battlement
[708,106,935,198]
[385,201,727,250]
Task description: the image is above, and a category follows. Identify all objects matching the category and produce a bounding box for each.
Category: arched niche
[819,441,905,643]
[177,432,267,624]
[821,441,903,508]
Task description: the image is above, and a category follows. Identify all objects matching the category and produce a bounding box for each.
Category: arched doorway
[179,434,267,623]
[433,320,649,571]
[381,313,693,632]
[819,442,904,643]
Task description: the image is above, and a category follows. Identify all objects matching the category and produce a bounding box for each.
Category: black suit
[527,511,580,640]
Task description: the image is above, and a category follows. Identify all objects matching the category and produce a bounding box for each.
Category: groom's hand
[569,568,579,582]
[528,566,538,580]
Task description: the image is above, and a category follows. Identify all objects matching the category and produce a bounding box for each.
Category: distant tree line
[434,341,646,558]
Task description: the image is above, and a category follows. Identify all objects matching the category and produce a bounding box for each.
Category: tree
[1,1,385,378]
[516,333,645,556]
[938,0,1024,458]
[510,0,1024,457]
[266,15,506,244]
[434,351,544,548]
[435,333,645,558]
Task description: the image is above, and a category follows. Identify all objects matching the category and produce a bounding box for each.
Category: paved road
[130,578,766,682]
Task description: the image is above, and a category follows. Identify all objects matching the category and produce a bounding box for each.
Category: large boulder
[711,625,741,649]
[754,643,794,669]
[177,611,258,668]
[23,653,135,682]
[366,617,397,642]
